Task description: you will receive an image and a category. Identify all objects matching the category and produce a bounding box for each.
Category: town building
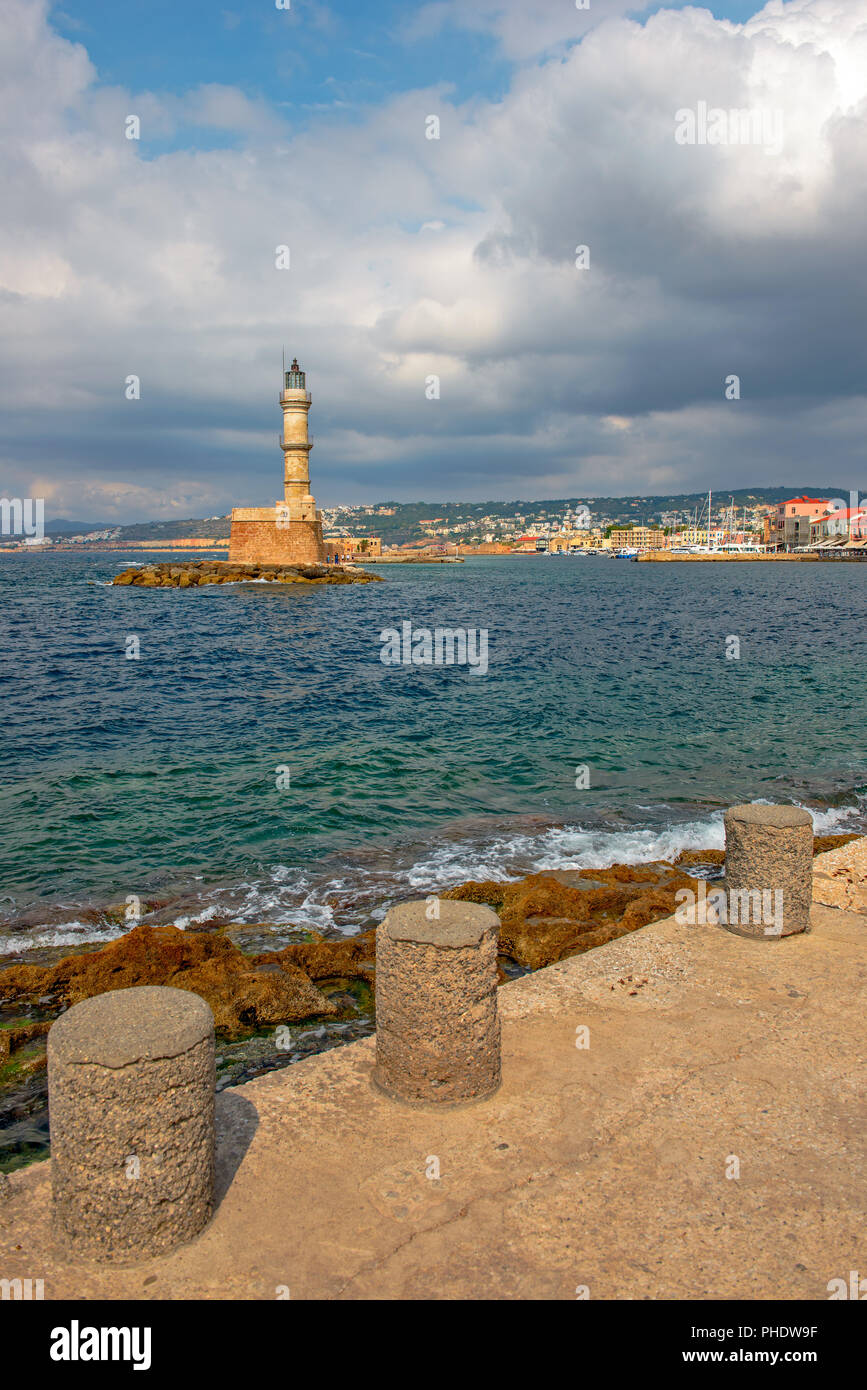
[327,535,383,560]
[810,507,867,547]
[772,495,830,550]
[608,527,667,550]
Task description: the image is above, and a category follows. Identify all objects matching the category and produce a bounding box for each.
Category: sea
[2,549,866,955]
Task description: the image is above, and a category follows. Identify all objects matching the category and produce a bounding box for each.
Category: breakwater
[1,825,864,1297]
[112,559,381,587]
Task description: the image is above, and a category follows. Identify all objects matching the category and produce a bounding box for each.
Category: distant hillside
[115,517,231,541]
[46,519,112,535]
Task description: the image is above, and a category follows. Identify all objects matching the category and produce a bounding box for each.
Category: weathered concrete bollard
[48,985,215,1261]
[723,804,813,938]
[373,899,501,1106]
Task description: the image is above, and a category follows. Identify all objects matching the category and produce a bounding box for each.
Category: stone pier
[0,845,864,1298]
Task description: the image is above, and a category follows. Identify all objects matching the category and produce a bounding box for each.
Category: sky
[1,0,865,521]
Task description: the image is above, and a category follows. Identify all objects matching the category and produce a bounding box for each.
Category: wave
[3,799,862,955]
[0,921,126,957]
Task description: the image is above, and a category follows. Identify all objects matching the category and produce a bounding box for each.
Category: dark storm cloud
[0,0,865,520]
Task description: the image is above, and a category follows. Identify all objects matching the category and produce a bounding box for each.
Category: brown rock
[813,833,861,855]
[672,835,858,867]
[0,925,336,1038]
[9,1020,52,1050]
[444,868,702,971]
[255,930,376,981]
[812,836,867,912]
[675,849,726,867]
[111,559,380,587]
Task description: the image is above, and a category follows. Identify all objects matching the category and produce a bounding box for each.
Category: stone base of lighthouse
[229,507,325,565]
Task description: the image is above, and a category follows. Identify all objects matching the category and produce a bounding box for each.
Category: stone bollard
[723,804,813,938]
[373,899,501,1106]
[48,985,215,1261]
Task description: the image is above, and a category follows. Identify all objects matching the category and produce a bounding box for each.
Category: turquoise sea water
[2,551,866,951]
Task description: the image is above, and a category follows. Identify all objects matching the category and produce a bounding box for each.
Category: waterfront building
[772,495,830,550]
[326,535,383,560]
[810,507,867,548]
[608,526,667,551]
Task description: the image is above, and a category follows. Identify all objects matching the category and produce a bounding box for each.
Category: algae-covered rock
[112,559,382,587]
[443,866,703,971]
[255,930,376,982]
[0,925,337,1037]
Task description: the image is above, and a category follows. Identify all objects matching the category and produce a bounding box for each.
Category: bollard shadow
[214,1090,259,1209]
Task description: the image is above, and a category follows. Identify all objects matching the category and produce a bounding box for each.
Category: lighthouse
[278,358,317,524]
[229,357,326,565]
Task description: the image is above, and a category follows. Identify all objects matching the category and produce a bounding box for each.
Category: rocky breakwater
[440,833,860,973]
[112,559,382,587]
[0,925,376,1035]
[443,861,707,971]
[0,925,376,1171]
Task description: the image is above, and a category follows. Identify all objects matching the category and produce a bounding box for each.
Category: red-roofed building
[773,495,831,550]
[810,508,867,546]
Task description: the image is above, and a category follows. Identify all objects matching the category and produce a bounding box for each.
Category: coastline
[1,826,860,1175]
[637,550,820,562]
[3,862,865,1299]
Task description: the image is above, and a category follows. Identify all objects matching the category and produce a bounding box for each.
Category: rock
[443,867,702,971]
[812,837,867,912]
[9,1021,51,1050]
[111,560,381,587]
[813,833,861,855]
[255,930,376,981]
[0,925,337,1038]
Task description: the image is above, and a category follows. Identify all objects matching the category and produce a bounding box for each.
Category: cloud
[0,0,865,519]
[403,0,653,60]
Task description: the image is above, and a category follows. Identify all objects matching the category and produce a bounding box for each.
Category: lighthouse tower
[278,358,317,523]
[228,357,325,565]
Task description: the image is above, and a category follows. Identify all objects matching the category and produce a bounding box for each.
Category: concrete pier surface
[0,872,864,1299]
